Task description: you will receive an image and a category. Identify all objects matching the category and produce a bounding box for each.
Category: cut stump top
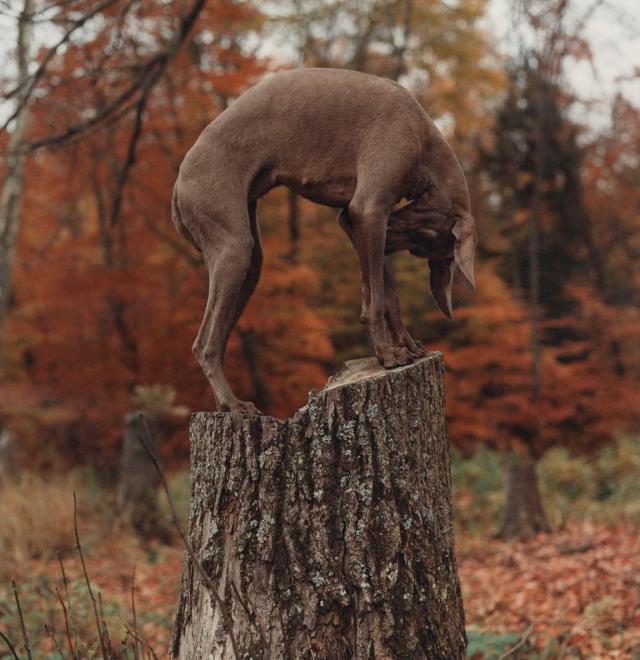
[192,352,443,422]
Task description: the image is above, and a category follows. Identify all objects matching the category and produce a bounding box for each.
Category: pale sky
[485,0,640,130]
[1,0,639,132]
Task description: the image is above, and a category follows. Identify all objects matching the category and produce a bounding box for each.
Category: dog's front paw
[403,335,426,359]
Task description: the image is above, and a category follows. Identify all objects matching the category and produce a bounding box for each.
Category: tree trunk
[171,353,466,659]
[499,449,551,540]
[238,327,271,412]
[0,0,34,326]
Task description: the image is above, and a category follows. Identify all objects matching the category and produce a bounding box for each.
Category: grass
[0,469,185,658]
[0,470,88,567]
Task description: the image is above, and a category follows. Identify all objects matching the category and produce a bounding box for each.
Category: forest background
[0,0,639,657]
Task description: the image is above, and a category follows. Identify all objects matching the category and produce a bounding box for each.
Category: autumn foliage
[0,0,639,655]
[0,0,637,473]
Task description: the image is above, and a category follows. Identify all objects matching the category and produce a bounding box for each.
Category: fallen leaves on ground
[458,521,640,658]
[2,521,638,658]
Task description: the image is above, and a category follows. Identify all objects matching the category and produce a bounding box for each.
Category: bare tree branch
[0,0,34,326]
[7,0,207,153]
[73,492,110,660]
[109,93,147,227]
[0,630,20,660]
[11,579,33,660]
[1,0,120,127]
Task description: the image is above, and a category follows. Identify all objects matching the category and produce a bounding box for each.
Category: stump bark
[171,353,466,659]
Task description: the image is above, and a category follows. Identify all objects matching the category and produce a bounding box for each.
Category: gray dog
[172,68,477,413]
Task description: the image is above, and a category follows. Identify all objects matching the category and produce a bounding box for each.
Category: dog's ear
[429,258,456,319]
[452,209,476,292]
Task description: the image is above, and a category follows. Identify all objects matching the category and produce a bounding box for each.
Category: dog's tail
[171,184,202,252]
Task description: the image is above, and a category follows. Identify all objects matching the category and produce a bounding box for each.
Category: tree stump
[171,353,466,659]
[499,449,551,539]
[118,411,165,538]
[119,385,188,539]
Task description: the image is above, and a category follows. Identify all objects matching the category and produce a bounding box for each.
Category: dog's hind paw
[218,399,263,415]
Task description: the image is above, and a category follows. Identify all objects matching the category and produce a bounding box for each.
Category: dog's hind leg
[189,199,263,413]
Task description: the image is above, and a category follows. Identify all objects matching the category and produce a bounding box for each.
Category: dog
[172,68,477,413]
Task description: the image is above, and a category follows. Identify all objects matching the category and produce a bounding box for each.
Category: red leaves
[434,264,640,456]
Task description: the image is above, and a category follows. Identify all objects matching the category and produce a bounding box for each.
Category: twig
[497,623,534,659]
[44,622,66,659]
[117,616,160,660]
[138,414,241,660]
[57,550,79,659]
[108,93,147,228]
[97,592,112,651]
[56,587,76,659]
[305,630,318,660]
[230,579,267,649]
[73,492,111,660]
[1,0,119,127]
[556,542,593,555]
[11,579,33,660]
[140,211,203,268]
[130,567,140,660]
[0,631,20,660]
[23,0,207,152]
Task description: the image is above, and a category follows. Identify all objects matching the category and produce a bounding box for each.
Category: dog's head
[386,196,477,318]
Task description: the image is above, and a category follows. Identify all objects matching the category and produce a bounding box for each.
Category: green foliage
[453,448,505,534]
[540,436,640,527]
[453,435,640,534]
[466,627,525,658]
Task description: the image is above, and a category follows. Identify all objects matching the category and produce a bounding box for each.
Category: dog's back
[177,68,433,208]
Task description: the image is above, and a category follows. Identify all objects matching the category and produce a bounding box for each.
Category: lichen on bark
[171,353,466,659]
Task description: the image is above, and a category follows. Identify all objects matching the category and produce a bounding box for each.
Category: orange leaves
[0,1,283,465]
[432,261,640,456]
[459,521,640,657]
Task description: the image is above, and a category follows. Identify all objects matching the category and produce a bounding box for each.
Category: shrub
[452,435,640,533]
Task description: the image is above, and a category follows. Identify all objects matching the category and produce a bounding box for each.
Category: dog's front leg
[383,267,426,359]
[348,200,415,369]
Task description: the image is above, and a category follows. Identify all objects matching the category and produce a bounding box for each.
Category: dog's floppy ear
[452,209,477,292]
[429,258,456,319]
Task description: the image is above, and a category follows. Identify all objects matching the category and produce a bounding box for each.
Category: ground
[1,521,638,659]
[459,522,640,658]
[1,439,639,658]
